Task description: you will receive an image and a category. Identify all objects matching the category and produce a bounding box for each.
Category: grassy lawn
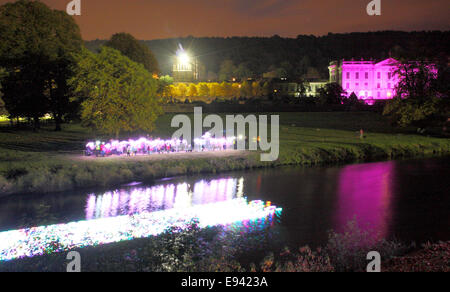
[0,112,449,195]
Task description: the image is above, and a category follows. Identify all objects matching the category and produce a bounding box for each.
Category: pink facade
[329,58,400,103]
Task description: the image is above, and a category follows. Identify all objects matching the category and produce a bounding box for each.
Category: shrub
[326,219,409,272]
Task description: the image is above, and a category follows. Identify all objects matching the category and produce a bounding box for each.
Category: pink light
[335,161,394,239]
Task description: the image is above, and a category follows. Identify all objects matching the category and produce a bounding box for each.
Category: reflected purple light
[85,178,243,220]
[335,162,394,238]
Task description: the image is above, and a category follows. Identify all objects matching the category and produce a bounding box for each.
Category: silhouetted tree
[317,83,346,105]
[383,61,448,128]
[0,0,83,130]
[105,33,160,75]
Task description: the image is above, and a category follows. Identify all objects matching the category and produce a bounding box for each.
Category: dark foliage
[86,31,450,78]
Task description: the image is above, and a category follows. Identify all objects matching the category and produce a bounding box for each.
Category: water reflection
[336,161,394,237]
[0,157,448,261]
[85,178,245,220]
[0,198,281,261]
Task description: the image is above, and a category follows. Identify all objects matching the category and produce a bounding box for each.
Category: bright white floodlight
[178,52,190,65]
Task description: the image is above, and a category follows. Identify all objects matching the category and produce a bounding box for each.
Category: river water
[0,157,449,260]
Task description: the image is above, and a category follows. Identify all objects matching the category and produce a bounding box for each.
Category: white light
[0,198,282,261]
[178,53,190,65]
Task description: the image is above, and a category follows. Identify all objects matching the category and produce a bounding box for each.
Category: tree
[234,63,253,79]
[188,83,198,97]
[158,75,174,98]
[252,82,263,97]
[198,83,210,97]
[70,47,162,137]
[105,33,160,75]
[262,81,272,97]
[177,83,188,98]
[317,83,346,105]
[220,82,233,97]
[209,83,221,97]
[0,0,83,130]
[0,67,8,116]
[383,61,448,127]
[240,81,253,98]
[218,60,236,81]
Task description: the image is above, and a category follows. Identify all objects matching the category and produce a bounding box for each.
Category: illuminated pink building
[329,58,400,103]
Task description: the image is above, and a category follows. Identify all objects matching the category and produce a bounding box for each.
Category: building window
[388,83,391,89]
[377,83,380,89]
[377,92,380,98]
[377,72,381,79]
[356,83,359,88]
[355,72,359,79]
[365,83,368,88]
[365,72,369,79]
[346,72,350,79]
[346,83,350,89]
[388,72,391,79]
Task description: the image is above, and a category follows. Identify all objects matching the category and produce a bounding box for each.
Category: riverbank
[1,112,449,196]
[1,218,447,272]
[383,241,450,272]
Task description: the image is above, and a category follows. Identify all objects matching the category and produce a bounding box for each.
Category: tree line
[158,79,272,101]
[0,0,162,136]
[86,31,450,80]
[1,1,448,134]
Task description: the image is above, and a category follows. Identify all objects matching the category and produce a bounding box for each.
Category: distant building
[272,78,302,98]
[329,58,400,102]
[172,46,199,82]
[304,80,328,97]
[173,57,198,82]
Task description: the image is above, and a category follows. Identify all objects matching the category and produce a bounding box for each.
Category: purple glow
[85,178,244,220]
[335,161,395,238]
[330,58,400,102]
[329,58,437,104]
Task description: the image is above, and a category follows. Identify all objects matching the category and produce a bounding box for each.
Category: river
[0,157,449,261]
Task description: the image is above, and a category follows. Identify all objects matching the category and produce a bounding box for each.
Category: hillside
[85,31,450,78]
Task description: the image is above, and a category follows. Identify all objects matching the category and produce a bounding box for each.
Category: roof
[375,58,399,66]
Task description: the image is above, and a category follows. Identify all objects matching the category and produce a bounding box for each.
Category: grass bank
[0,112,449,196]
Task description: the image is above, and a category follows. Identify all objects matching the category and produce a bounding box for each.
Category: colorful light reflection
[0,198,282,262]
[85,178,243,220]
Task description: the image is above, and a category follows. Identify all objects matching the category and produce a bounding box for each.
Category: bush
[326,219,410,272]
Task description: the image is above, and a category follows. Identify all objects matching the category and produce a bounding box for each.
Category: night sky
[1,0,449,40]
